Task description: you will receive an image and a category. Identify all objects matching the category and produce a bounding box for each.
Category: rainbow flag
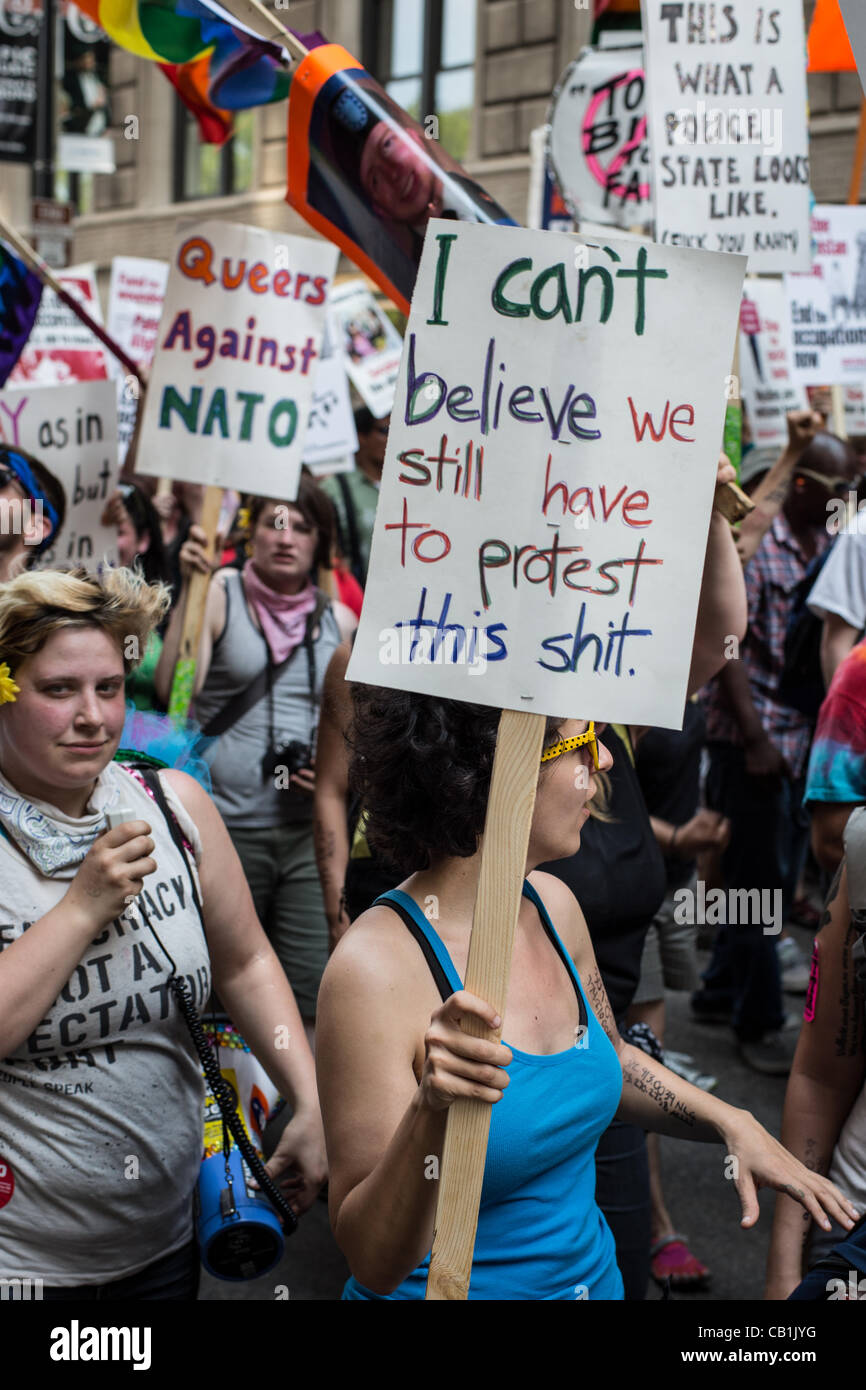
[0,243,43,388]
[160,55,232,145]
[74,0,309,109]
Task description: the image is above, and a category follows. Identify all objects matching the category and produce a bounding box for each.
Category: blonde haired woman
[0,567,325,1300]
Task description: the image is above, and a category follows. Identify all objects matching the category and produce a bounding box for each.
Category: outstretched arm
[688,455,748,698]
[530,870,861,1236]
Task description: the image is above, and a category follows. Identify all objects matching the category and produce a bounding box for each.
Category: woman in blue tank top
[316,693,860,1301]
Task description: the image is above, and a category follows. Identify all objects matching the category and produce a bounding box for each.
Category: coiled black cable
[169,975,298,1234]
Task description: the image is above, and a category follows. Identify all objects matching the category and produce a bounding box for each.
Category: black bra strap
[374,895,452,1003]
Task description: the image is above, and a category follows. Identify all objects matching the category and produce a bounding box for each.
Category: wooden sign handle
[425,707,548,1300]
[168,484,223,723]
[714,477,754,526]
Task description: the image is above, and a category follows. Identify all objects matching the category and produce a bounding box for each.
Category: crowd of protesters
[0,394,864,1302]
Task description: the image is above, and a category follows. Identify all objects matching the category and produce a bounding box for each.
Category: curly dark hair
[348,686,562,876]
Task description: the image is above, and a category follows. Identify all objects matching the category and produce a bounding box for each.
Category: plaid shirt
[702,512,833,780]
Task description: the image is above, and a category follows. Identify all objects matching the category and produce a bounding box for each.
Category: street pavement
[199,923,817,1304]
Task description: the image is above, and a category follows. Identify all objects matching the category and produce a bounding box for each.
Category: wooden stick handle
[0,213,145,385]
[219,0,309,58]
[425,708,547,1301]
[168,485,224,723]
[714,478,754,526]
[831,384,848,440]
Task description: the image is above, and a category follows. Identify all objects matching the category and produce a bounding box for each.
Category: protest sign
[547,46,652,229]
[785,205,866,386]
[302,349,358,473]
[106,256,169,465]
[0,379,118,567]
[528,127,575,233]
[8,263,110,385]
[329,278,402,418]
[738,279,807,450]
[137,220,338,496]
[840,1,866,96]
[640,0,811,272]
[346,220,745,731]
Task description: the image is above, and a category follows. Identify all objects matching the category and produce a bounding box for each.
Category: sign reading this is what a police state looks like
[138,221,338,496]
[347,220,745,730]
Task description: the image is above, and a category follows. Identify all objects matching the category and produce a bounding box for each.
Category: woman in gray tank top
[157,477,358,1042]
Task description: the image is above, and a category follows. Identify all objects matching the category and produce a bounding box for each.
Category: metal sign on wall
[0,0,43,164]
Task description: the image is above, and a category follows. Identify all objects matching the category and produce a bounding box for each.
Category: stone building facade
[0,1,863,288]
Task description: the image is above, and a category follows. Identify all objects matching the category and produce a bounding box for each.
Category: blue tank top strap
[374,890,460,1001]
[375,883,587,1030]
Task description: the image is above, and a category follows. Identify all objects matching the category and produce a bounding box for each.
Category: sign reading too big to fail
[347,221,746,730]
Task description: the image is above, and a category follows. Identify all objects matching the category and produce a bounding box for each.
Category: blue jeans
[696,742,810,1042]
[41,1238,200,1301]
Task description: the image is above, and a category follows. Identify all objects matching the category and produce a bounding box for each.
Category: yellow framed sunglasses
[540,721,599,770]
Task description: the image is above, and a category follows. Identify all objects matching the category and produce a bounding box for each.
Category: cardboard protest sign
[839,1,866,96]
[785,205,866,386]
[106,256,169,464]
[738,280,807,450]
[8,263,110,385]
[0,380,118,567]
[330,278,402,418]
[137,221,338,496]
[346,220,745,730]
[302,350,358,474]
[640,0,811,272]
[547,46,652,229]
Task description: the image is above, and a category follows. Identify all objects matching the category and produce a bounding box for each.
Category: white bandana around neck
[0,763,122,877]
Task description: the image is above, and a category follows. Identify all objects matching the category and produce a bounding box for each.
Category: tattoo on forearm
[584,969,617,1044]
[312,819,337,890]
[622,1058,697,1129]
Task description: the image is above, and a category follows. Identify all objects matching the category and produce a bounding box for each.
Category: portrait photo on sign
[287,46,516,312]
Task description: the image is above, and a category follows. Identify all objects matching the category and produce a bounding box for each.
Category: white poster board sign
[547,46,652,230]
[346,220,745,728]
[785,205,866,386]
[106,256,169,465]
[840,1,866,98]
[8,264,110,385]
[641,0,811,271]
[138,221,338,495]
[739,279,807,450]
[302,350,358,472]
[330,279,403,419]
[0,380,119,567]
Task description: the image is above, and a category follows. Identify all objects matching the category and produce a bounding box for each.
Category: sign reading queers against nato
[640,0,810,272]
[347,221,745,729]
[0,380,119,566]
[138,220,339,495]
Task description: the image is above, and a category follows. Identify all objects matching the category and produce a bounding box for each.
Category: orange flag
[808,0,856,73]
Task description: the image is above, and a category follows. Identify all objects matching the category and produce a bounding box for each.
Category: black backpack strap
[373,894,452,1003]
[199,591,329,739]
[134,766,206,943]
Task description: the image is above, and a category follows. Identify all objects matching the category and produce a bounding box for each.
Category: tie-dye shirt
[804,638,866,804]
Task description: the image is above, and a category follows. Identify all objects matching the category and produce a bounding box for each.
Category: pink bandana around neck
[242,561,318,664]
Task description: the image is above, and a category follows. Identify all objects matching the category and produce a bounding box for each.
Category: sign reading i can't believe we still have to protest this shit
[137,220,339,496]
[346,221,746,730]
[640,0,810,273]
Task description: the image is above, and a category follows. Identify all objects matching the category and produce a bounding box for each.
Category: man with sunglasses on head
[695,431,861,1073]
[0,444,67,582]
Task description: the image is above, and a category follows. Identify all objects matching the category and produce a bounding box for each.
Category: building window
[364,0,476,163]
[173,102,255,201]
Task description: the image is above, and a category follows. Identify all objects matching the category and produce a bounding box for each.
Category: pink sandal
[650,1234,711,1290]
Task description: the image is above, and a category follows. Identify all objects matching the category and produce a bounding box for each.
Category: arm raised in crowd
[764,862,866,1299]
[687,455,748,698]
[736,411,824,568]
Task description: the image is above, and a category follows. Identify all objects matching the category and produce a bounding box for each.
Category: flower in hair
[0,663,19,704]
